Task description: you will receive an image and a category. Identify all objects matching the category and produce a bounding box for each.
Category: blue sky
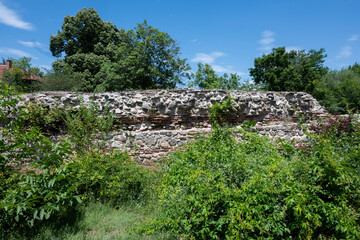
[0,0,359,83]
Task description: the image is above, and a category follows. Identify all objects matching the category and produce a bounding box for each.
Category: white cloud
[212,65,245,75]
[0,2,33,30]
[0,47,32,57]
[191,52,225,64]
[336,45,352,59]
[211,52,226,58]
[191,51,244,75]
[18,40,42,48]
[348,35,358,42]
[285,46,300,52]
[192,39,198,43]
[262,30,274,38]
[259,30,275,51]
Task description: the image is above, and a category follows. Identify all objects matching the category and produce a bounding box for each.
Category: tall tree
[188,63,241,90]
[50,9,189,92]
[313,64,360,113]
[50,8,120,58]
[249,47,328,92]
[95,21,190,91]
[49,8,120,91]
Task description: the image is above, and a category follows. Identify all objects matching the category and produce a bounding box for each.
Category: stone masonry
[19,89,328,163]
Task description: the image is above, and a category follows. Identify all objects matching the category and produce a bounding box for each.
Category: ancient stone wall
[19,89,328,163]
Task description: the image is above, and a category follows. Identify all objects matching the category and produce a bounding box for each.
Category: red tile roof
[0,65,7,79]
[0,62,43,81]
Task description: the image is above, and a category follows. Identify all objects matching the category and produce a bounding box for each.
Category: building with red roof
[0,60,43,81]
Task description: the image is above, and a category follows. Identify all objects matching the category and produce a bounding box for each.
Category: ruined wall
[19,89,328,163]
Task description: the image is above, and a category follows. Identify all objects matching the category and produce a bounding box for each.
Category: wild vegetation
[1,6,360,239]
[1,86,360,239]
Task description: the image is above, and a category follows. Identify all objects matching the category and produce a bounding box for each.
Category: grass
[7,203,175,240]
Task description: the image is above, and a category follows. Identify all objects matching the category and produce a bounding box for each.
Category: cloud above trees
[0,47,32,57]
[259,30,275,51]
[0,2,33,30]
[336,45,352,59]
[191,52,244,75]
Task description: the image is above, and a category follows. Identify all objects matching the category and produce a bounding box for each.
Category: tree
[188,63,241,90]
[249,47,328,92]
[95,21,190,91]
[49,8,121,91]
[1,57,43,92]
[50,8,120,58]
[50,9,189,92]
[313,65,360,113]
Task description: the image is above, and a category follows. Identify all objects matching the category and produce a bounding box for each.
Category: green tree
[95,21,190,91]
[348,62,360,75]
[188,63,241,90]
[1,57,43,92]
[49,8,121,92]
[50,9,189,92]
[249,47,328,92]
[313,66,360,113]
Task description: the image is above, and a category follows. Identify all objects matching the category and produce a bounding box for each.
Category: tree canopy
[50,8,120,58]
[313,63,360,113]
[188,63,241,90]
[49,8,189,92]
[249,47,328,92]
[95,21,190,91]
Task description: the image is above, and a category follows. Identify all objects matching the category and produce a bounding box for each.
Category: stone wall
[19,89,328,163]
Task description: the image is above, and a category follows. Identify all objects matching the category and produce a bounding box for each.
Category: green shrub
[209,97,234,126]
[154,124,360,239]
[0,85,81,234]
[313,68,360,114]
[0,164,80,232]
[64,97,114,155]
[24,103,67,135]
[24,96,114,154]
[73,150,156,206]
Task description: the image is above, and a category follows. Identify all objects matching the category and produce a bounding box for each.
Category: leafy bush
[64,98,114,154]
[154,124,360,239]
[24,96,114,154]
[208,97,235,126]
[0,85,81,234]
[313,67,360,114]
[35,66,85,92]
[24,103,67,135]
[73,150,156,205]
[0,164,80,232]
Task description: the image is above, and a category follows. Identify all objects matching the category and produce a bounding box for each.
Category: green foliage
[209,97,235,125]
[23,97,114,154]
[0,164,80,231]
[50,8,120,58]
[96,21,190,91]
[50,8,189,92]
[153,121,360,239]
[0,85,81,233]
[36,66,84,91]
[49,7,120,92]
[188,63,241,90]
[73,150,156,205]
[249,47,328,92]
[1,57,43,92]
[313,65,360,113]
[237,79,265,91]
[24,103,67,134]
[64,98,114,154]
